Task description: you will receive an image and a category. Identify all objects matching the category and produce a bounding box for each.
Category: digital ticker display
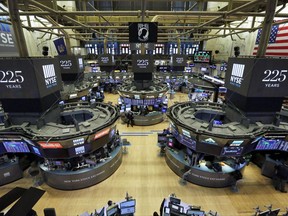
[255,138,288,151]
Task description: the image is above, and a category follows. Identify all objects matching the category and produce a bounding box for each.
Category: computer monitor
[120,206,135,215]
[170,196,181,205]
[186,210,205,216]
[169,203,184,214]
[120,199,136,208]
[106,205,119,216]
[170,212,186,216]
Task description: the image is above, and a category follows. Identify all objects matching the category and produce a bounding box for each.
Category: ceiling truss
[1,0,287,43]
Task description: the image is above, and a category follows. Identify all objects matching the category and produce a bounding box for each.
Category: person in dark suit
[126,111,134,127]
[274,161,288,193]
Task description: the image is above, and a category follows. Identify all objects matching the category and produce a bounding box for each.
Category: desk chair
[122,139,131,154]
[44,208,56,216]
[28,165,43,187]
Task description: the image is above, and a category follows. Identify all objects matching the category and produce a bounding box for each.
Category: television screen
[168,137,176,148]
[32,146,42,156]
[193,51,212,63]
[200,67,207,72]
[54,161,63,166]
[219,87,227,93]
[170,196,181,205]
[162,107,167,113]
[213,120,222,125]
[3,141,30,153]
[75,146,85,155]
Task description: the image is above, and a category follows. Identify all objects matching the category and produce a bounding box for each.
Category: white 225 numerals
[0,70,24,83]
[262,70,287,82]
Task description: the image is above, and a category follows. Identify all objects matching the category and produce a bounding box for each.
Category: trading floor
[0,92,287,216]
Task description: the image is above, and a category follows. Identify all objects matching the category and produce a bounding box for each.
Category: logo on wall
[138,23,149,42]
[230,63,245,87]
[42,64,57,88]
[0,21,18,56]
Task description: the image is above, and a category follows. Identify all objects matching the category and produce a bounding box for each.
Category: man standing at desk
[274,161,288,193]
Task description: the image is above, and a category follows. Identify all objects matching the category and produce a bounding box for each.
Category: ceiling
[1,0,288,43]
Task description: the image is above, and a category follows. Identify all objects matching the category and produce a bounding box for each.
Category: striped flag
[253,22,288,56]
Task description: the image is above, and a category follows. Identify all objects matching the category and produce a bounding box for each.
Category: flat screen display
[120,206,135,215]
[170,197,181,205]
[193,51,212,63]
[32,146,42,156]
[186,210,205,216]
[3,141,30,153]
[201,67,207,72]
[120,199,136,208]
[106,206,119,216]
[75,146,85,155]
[255,138,286,151]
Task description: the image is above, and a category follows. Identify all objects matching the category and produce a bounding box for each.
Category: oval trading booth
[78,193,137,216]
[0,57,122,190]
[159,57,288,188]
[117,54,170,126]
[118,82,169,126]
[159,194,218,216]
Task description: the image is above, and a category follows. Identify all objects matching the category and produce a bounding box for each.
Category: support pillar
[256,0,278,58]
[7,0,29,57]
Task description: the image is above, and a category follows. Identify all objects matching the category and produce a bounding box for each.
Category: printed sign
[0,22,18,57]
[129,22,158,43]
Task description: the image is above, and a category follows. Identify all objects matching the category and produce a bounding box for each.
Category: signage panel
[224,57,254,97]
[38,142,63,149]
[129,22,158,43]
[0,58,62,99]
[225,57,288,97]
[132,55,154,73]
[33,58,62,98]
[193,51,211,63]
[171,55,187,67]
[130,43,154,50]
[0,22,18,57]
[98,54,115,66]
[94,128,110,140]
[248,58,288,97]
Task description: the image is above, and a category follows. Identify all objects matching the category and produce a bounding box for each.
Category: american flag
[253,23,288,56]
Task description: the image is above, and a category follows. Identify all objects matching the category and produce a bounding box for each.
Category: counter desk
[0,158,23,186]
[121,111,164,126]
[161,197,205,216]
[165,148,246,188]
[40,146,122,190]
